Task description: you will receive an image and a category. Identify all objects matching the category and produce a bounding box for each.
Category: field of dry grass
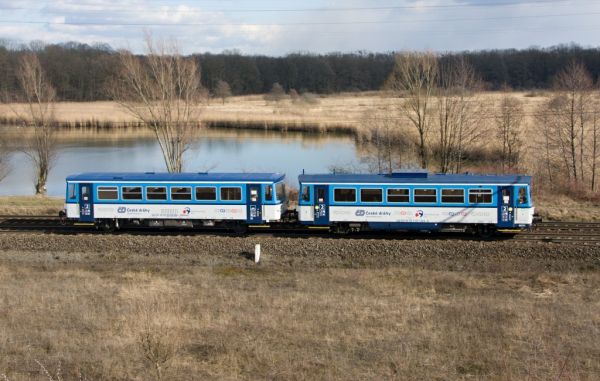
[0,243,598,381]
[0,91,546,134]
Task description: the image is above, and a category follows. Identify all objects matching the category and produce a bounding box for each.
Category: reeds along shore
[0,115,357,135]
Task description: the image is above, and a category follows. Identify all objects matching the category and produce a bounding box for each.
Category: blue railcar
[297,171,534,235]
[64,172,287,231]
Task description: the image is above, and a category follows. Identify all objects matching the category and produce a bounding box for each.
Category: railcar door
[246,184,262,223]
[497,186,515,227]
[314,185,329,225]
[78,183,94,222]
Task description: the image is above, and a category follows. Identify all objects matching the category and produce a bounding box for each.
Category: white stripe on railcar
[92,204,248,220]
[65,203,80,219]
[299,205,315,222]
[328,206,499,224]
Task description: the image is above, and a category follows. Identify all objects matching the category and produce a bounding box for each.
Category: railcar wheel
[97,219,115,233]
[58,210,67,226]
[476,225,495,239]
[333,224,350,235]
[232,223,248,236]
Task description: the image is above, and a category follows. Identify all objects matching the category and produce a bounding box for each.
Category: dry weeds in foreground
[0,261,598,380]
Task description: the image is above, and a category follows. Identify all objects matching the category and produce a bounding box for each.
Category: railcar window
[221,187,242,201]
[122,186,142,200]
[301,186,310,202]
[441,189,464,203]
[387,188,409,203]
[317,188,325,203]
[361,188,383,202]
[98,186,118,200]
[518,187,528,204]
[469,189,493,204]
[146,186,167,200]
[171,187,192,200]
[196,187,216,201]
[414,189,437,203]
[334,188,356,202]
[265,185,273,201]
[276,182,286,201]
[67,184,76,200]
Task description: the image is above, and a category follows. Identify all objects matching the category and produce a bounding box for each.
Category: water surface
[0,127,362,196]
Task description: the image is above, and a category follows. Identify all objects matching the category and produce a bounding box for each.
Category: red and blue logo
[182,207,191,215]
[415,210,424,218]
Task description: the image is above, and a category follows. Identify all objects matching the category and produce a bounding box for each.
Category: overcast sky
[0,0,599,55]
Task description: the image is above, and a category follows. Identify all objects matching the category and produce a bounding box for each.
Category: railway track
[1,215,600,244]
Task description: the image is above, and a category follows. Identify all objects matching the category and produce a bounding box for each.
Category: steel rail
[1,216,600,244]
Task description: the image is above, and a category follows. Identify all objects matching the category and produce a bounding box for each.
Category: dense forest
[0,41,599,101]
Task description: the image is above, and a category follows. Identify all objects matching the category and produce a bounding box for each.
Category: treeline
[1,40,600,101]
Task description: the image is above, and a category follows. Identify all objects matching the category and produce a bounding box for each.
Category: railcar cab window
[146,186,167,200]
[122,186,142,200]
[98,186,118,200]
[265,185,273,201]
[221,187,242,201]
[387,188,409,203]
[196,187,216,201]
[518,187,528,205]
[361,188,382,202]
[334,188,356,202]
[469,189,493,204]
[276,182,286,201]
[414,189,437,203]
[301,185,310,202]
[67,183,77,200]
[171,187,192,200]
[441,189,464,203]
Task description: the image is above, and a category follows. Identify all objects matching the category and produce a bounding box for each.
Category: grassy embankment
[0,236,598,380]
[0,196,63,216]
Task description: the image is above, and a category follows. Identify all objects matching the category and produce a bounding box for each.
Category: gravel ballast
[1,232,598,272]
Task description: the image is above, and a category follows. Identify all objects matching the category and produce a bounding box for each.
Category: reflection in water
[0,127,361,196]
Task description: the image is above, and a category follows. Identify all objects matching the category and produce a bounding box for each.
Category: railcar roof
[67,172,285,182]
[298,172,532,185]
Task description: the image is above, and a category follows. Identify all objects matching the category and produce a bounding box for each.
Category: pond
[0,127,363,196]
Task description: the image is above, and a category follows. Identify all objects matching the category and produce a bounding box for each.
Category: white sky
[0,0,599,55]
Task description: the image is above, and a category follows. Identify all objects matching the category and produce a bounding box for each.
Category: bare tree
[214,79,231,104]
[265,82,286,103]
[13,53,57,194]
[552,60,594,183]
[590,98,599,191]
[111,36,203,173]
[0,134,9,182]
[359,108,404,174]
[435,56,484,173]
[495,95,524,172]
[386,52,438,169]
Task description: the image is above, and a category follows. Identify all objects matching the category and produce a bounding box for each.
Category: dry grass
[535,194,600,221]
[0,196,63,216]
[0,251,598,380]
[0,91,546,134]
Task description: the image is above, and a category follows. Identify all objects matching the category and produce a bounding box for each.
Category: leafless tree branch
[110,35,204,173]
